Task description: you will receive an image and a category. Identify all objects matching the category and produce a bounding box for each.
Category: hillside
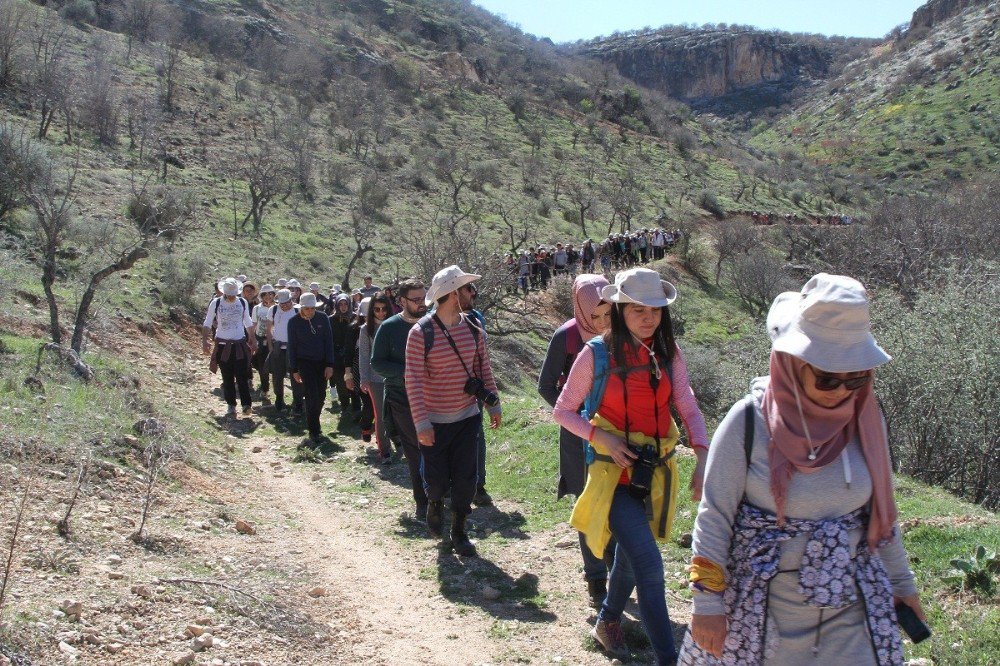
[577,25,876,116]
[749,1,999,189]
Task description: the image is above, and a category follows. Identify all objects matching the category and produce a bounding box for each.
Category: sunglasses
[808,366,872,392]
[373,306,389,313]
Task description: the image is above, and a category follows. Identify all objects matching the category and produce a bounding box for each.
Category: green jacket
[370,313,414,401]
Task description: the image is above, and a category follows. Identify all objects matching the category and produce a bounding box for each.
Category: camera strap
[432,314,477,380]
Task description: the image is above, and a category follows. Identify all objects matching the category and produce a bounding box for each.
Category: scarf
[572,274,610,338]
[761,351,896,549]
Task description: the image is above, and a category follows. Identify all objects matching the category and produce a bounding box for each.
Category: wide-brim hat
[275,289,292,304]
[243,280,257,291]
[309,282,320,291]
[286,279,301,289]
[601,268,676,307]
[767,273,890,373]
[218,278,243,297]
[299,293,318,308]
[425,265,481,306]
[259,283,275,295]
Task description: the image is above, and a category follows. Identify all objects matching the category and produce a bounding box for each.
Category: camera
[464,376,500,407]
[627,444,660,499]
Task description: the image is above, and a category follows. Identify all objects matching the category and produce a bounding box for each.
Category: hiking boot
[591,619,629,661]
[450,512,478,558]
[226,405,237,419]
[292,404,303,415]
[472,487,493,507]
[274,401,286,413]
[414,502,428,522]
[242,405,252,415]
[587,578,608,609]
[426,500,444,538]
[361,429,372,443]
[380,450,393,465]
[260,395,272,406]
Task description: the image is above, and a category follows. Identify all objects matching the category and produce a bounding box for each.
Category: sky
[470,0,928,42]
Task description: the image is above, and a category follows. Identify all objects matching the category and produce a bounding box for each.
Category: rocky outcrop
[910,0,993,31]
[584,28,840,110]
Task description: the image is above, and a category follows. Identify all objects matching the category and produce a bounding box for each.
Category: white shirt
[270,304,297,344]
[204,297,253,341]
[251,303,273,338]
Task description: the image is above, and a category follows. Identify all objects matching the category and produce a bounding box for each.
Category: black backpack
[418,313,481,361]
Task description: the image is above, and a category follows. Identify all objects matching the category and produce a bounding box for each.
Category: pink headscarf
[572,274,610,338]
[762,351,897,549]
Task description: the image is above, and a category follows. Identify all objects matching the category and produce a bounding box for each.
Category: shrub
[873,269,1000,509]
[159,253,210,314]
[698,189,725,218]
[730,248,794,319]
[947,545,999,595]
[59,0,96,24]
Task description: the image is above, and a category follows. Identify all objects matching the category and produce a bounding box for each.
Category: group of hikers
[201,261,926,665]
[504,227,684,294]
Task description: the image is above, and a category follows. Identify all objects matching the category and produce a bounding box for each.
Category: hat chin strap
[791,377,817,460]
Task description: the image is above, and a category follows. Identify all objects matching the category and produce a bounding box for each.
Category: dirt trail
[168,339,690,665]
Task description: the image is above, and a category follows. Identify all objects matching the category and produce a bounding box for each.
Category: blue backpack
[581,337,673,420]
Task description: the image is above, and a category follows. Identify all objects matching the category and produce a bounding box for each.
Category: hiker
[251,284,276,405]
[359,275,381,298]
[371,278,431,520]
[566,243,580,277]
[382,284,403,315]
[242,280,259,307]
[287,293,335,445]
[553,267,709,664]
[538,274,617,608]
[202,278,257,418]
[460,282,493,508]
[286,279,303,303]
[328,294,356,413]
[517,250,532,295]
[358,293,394,460]
[266,289,303,414]
[581,239,596,273]
[404,266,502,557]
[679,274,924,666]
[553,243,568,276]
[309,282,331,310]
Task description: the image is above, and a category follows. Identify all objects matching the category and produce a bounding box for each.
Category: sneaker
[426,500,444,538]
[472,488,493,507]
[591,619,629,661]
[226,406,237,418]
[362,430,372,443]
[242,405,252,415]
[587,578,607,609]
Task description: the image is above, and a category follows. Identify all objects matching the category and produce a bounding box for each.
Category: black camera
[627,444,660,499]
[464,376,500,407]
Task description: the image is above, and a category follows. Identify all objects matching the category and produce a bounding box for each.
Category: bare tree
[567,180,596,237]
[235,143,290,237]
[116,0,160,62]
[342,174,390,291]
[494,200,531,253]
[79,40,120,147]
[26,18,70,140]
[711,219,758,284]
[123,93,160,161]
[730,248,793,319]
[0,0,27,89]
[0,452,36,624]
[157,41,184,113]
[131,433,184,544]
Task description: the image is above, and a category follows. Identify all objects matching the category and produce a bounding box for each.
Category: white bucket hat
[275,289,292,304]
[259,283,275,295]
[236,274,248,283]
[358,296,372,318]
[309,282,320,291]
[767,273,890,373]
[218,278,242,297]
[286,279,301,289]
[601,268,676,307]
[425,265,481,306]
[277,278,288,288]
[299,293,318,308]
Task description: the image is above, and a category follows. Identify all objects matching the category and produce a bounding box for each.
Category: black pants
[359,389,374,433]
[330,363,352,408]
[217,345,252,408]
[476,414,487,491]
[252,338,270,394]
[419,414,480,516]
[384,392,427,509]
[296,359,327,439]
[268,347,303,410]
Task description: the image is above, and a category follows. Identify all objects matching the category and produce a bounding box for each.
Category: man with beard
[405,266,502,556]
[371,278,430,520]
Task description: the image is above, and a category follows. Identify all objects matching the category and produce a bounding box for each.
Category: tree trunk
[70,246,150,353]
[342,245,373,293]
[41,251,61,345]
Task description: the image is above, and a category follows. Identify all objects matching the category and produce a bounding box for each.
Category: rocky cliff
[581,28,868,114]
[910,0,993,30]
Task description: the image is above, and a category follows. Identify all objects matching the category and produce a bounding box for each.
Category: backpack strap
[743,401,754,468]
[418,314,435,361]
[582,338,609,420]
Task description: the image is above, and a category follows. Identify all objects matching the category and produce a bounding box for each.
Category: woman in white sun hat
[553,267,709,664]
[679,273,925,666]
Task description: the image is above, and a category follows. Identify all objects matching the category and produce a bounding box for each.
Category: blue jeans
[600,487,677,665]
[579,531,620,582]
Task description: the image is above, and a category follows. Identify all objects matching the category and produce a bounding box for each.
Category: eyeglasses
[807,366,872,392]
[373,306,388,313]
[463,285,478,295]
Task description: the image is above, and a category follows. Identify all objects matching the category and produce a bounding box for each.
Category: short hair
[436,293,451,306]
[364,275,373,281]
[396,277,424,299]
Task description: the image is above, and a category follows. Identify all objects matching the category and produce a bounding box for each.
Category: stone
[59,599,83,620]
[307,586,327,598]
[235,519,256,535]
[105,643,125,654]
[480,586,501,601]
[106,554,123,565]
[192,633,214,652]
[58,641,79,657]
[108,571,125,580]
[677,532,693,548]
[311,472,322,481]
[195,616,214,626]
[554,538,575,549]
[252,445,263,453]
[172,651,196,665]
[131,584,154,599]
[907,660,933,666]
[185,624,207,637]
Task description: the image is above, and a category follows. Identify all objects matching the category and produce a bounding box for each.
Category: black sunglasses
[808,366,872,392]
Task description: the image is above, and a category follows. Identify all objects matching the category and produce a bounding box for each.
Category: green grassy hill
[750,1,999,190]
